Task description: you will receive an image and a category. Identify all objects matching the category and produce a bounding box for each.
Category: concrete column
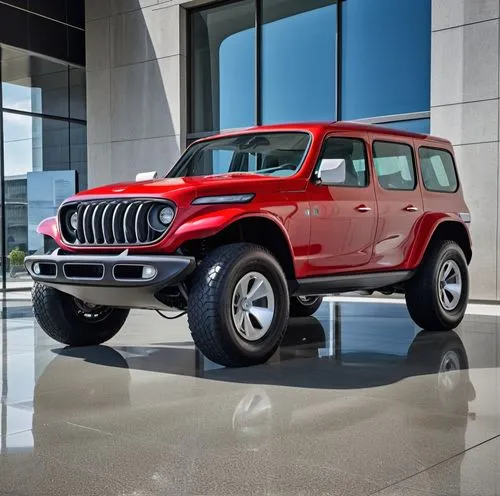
[85,0,187,186]
[431,0,500,300]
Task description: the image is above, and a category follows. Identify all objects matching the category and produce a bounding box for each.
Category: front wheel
[32,283,129,346]
[187,243,289,367]
[289,296,323,317]
[405,241,469,331]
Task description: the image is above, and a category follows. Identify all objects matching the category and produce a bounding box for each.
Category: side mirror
[135,171,158,182]
[317,159,346,186]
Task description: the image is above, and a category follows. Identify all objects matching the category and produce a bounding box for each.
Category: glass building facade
[0,1,86,290]
[189,0,431,139]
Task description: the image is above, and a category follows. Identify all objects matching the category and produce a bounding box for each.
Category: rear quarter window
[418,147,458,193]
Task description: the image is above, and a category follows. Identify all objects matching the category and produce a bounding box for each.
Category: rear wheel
[187,243,289,367]
[289,296,323,317]
[405,241,469,331]
[32,283,129,346]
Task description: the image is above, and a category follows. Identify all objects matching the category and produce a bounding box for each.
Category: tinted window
[341,0,431,120]
[373,141,416,191]
[29,0,67,23]
[318,137,368,187]
[190,0,255,133]
[29,13,68,62]
[0,4,29,52]
[67,1,85,29]
[261,0,337,124]
[419,147,458,193]
[69,67,86,120]
[70,122,87,190]
[169,133,310,178]
[2,1,28,7]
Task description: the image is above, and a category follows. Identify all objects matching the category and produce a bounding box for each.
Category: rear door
[305,133,378,275]
[370,137,424,269]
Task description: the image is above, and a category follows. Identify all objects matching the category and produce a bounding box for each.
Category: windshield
[168,132,310,178]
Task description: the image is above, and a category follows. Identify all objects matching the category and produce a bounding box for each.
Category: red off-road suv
[26,122,472,367]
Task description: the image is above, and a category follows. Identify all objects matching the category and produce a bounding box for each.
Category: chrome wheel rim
[438,260,462,311]
[438,350,461,392]
[232,271,275,342]
[297,296,320,306]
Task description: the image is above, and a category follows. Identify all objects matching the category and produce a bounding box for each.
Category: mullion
[0,59,6,291]
[255,0,262,126]
[336,0,342,121]
[0,107,86,125]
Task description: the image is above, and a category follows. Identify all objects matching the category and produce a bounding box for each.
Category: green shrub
[9,248,26,266]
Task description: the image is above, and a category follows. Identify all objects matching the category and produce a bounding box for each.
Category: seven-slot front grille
[59,199,175,246]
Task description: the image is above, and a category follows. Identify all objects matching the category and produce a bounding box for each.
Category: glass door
[1,45,86,291]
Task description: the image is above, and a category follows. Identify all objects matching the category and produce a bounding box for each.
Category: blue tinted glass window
[378,119,431,134]
[190,1,255,133]
[262,0,337,124]
[341,0,431,120]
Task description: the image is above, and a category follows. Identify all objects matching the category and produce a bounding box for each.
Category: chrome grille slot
[135,202,149,243]
[124,202,139,244]
[82,204,94,244]
[112,202,127,244]
[59,199,174,247]
[101,202,115,244]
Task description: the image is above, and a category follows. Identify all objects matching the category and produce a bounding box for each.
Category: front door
[305,134,378,276]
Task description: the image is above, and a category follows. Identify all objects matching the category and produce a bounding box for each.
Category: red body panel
[44,122,471,280]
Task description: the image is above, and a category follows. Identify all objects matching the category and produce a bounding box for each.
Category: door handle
[356,205,372,212]
[404,205,419,212]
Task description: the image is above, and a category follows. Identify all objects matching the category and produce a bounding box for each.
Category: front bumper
[25,249,196,310]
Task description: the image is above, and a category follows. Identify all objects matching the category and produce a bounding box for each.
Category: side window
[419,147,458,193]
[317,137,368,187]
[373,141,416,191]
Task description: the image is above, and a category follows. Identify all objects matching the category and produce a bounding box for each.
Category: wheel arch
[179,215,296,280]
[409,218,472,268]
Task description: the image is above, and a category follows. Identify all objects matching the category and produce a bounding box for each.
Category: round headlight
[70,211,78,231]
[158,207,174,225]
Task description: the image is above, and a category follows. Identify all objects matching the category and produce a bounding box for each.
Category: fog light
[142,265,157,279]
[33,263,41,275]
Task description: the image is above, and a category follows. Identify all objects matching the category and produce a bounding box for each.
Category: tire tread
[32,283,129,346]
[406,240,468,331]
[188,243,288,367]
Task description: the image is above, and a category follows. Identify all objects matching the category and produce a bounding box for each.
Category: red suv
[26,122,472,367]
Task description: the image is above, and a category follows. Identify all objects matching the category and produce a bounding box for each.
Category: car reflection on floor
[19,301,477,495]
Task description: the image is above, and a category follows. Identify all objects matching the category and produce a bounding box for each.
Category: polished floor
[1,297,500,495]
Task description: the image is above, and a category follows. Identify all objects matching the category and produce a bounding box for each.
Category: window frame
[372,139,418,192]
[187,0,341,137]
[312,135,371,188]
[417,145,459,194]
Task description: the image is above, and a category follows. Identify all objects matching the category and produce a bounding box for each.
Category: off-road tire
[32,283,129,346]
[405,241,469,331]
[289,296,323,317]
[187,243,289,367]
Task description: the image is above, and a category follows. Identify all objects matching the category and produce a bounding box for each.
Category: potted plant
[9,247,26,278]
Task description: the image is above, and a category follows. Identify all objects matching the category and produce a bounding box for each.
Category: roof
[210,121,449,145]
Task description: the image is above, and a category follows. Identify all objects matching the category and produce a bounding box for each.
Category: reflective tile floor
[1,298,500,495]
